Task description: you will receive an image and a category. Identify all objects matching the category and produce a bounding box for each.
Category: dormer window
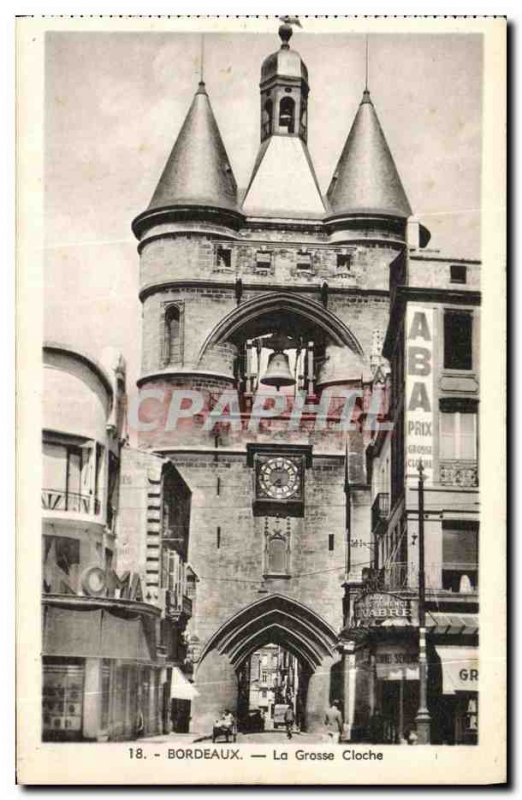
[215,246,232,269]
[279,96,295,134]
[255,251,272,271]
[296,251,312,271]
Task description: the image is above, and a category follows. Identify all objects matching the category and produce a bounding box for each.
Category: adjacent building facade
[340,249,480,745]
[42,343,199,741]
[116,447,198,733]
[41,343,164,741]
[247,644,300,727]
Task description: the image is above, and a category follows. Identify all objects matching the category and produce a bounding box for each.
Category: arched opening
[262,97,273,139]
[194,594,341,736]
[197,292,365,400]
[163,304,182,366]
[279,96,295,134]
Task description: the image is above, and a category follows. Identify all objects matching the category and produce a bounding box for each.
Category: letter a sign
[405,305,434,484]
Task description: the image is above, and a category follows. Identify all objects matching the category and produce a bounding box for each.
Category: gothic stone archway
[191,594,342,734]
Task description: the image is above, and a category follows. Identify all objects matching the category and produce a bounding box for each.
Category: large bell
[260,351,295,390]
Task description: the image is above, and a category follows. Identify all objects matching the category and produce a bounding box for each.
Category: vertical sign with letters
[405,305,434,484]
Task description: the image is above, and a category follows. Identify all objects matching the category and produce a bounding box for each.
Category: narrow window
[328,534,335,551]
[439,411,477,461]
[296,251,312,271]
[279,96,295,133]
[216,526,221,549]
[442,523,478,592]
[215,246,232,269]
[299,98,308,138]
[263,98,273,138]
[450,264,467,284]
[337,253,352,271]
[444,311,472,370]
[165,305,181,366]
[256,251,272,270]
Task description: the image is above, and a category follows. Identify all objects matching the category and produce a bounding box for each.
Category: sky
[44,29,483,403]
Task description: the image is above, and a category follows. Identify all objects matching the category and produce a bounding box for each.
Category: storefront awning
[43,605,154,662]
[427,612,478,636]
[171,666,199,700]
[436,645,479,695]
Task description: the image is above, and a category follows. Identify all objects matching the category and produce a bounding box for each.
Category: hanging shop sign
[405,305,434,484]
[375,645,419,680]
[353,591,416,626]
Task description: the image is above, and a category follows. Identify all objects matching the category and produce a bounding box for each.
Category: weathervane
[278,15,302,27]
[278,16,302,46]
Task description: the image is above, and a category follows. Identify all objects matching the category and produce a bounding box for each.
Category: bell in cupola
[261,351,295,390]
[259,334,296,390]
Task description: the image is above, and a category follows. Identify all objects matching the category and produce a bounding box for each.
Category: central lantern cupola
[260,21,309,142]
[242,22,326,219]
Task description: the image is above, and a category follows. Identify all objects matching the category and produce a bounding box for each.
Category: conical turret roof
[327,89,412,219]
[147,81,238,213]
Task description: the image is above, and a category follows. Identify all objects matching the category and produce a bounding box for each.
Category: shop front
[343,592,479,745]
[169,665,199,733]
[42,595,163,742]
[350,634,420,744]
[431,643,479,745]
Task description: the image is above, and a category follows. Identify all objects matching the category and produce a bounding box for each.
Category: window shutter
[442,526,478,569]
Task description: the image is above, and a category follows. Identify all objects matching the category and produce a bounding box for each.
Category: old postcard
[16,15,506,785]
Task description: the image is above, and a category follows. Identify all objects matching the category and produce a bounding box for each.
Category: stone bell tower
[132,24,414,735]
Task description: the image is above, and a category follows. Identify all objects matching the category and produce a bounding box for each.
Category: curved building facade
[41,343,164,742]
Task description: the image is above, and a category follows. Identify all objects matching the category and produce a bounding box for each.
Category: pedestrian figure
[284,703,295,739]
[135,705,144,739]
[324,699,343,743]
[213,709,235,743]
[408,728,418,745]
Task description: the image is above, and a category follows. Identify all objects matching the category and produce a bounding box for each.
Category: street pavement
[236,730,324,744]
[141,729,327,745]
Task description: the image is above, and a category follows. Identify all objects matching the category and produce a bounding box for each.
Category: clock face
[258,457,301,500]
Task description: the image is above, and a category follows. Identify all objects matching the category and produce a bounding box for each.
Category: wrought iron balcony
[160,588,193,620]
[379,561,410,592]
[371,492,390,532]
[42,488,99,515]
[439,459,478,487]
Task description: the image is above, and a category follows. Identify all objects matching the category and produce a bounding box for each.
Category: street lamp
[414,459,432,743]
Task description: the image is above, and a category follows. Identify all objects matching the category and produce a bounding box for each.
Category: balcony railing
[439,460,478,488]
[371,492,390,532]
[161,589,193,620]
[379,561,410,591]
[42,488,100,515]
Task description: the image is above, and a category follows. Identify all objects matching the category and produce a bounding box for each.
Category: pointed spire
[327,90,412,219]
[146,81,238,214]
